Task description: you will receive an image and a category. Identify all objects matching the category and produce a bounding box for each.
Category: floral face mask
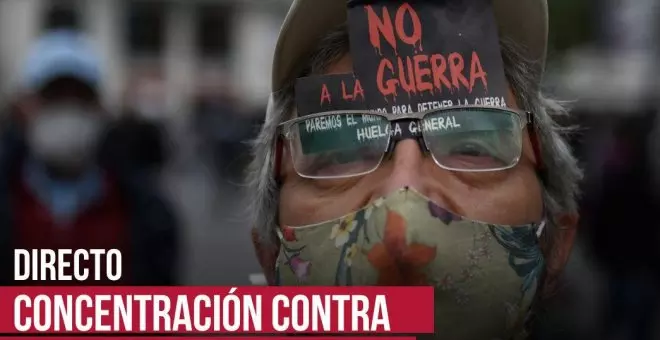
[274,187,546,340]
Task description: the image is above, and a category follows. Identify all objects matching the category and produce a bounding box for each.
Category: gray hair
[246,25,582,251]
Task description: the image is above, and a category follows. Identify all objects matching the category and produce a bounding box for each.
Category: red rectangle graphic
[0,287,434,334]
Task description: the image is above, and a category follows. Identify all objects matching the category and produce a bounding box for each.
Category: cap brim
[272,0,548,92]
[31,69,100,93]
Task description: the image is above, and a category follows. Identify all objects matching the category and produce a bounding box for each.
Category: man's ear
[251,228,280,285]
[542,213,578,297]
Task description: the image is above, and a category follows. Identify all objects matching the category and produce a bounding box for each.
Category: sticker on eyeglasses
[297,110,515,155]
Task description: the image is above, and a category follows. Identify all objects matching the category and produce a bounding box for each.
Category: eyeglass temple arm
[526,111,545,173]
[274,137,283,182]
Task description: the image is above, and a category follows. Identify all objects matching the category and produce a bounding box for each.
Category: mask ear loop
[526,112,549,241]
[536,220,546,239]
[524,114,551,331]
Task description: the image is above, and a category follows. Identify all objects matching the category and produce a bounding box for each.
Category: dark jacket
[579,110,660,274]
[101,114,169,173]
[0,122,180,285]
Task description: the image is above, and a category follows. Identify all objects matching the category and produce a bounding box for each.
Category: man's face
[279,53,543,228]
[23,77,104,175]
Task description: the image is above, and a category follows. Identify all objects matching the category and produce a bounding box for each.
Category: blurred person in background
[557,0,660,336]
[577,109,660,340]
[193,82,255,182]
[193,91,239,179]
[0,30,179,285]
[101,78,170,175]
[247,0,582,338]
[101,106,169,175]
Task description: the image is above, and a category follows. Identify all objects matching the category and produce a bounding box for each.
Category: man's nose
[377,139,426,195]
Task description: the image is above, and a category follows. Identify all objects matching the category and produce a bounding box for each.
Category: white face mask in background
[27,105,104,170]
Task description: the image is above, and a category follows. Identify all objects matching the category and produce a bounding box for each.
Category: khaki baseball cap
[271,0,548,92]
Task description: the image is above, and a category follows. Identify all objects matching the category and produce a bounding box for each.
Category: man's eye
[439,138,508,169]
[309,153,342,170]
[299,147,383,178]
[302,152,354,177]
[449,142,493,157]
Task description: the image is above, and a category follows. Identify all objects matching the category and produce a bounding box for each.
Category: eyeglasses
[277,105,536,180]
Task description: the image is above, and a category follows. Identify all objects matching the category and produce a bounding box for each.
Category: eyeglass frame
[274,105,542,180]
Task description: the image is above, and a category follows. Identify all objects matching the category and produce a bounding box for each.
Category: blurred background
[0,0,659,339]
[0,0,289,287]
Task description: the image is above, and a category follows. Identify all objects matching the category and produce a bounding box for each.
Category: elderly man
[248,0,581,338]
